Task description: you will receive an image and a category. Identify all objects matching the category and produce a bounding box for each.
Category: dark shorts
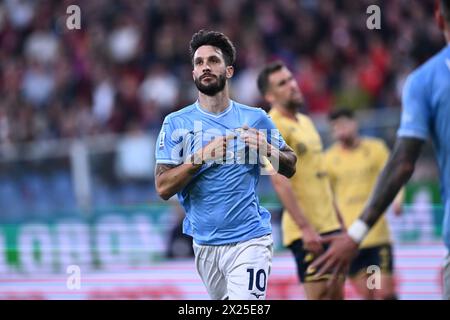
[348,244,394,278]
[288,229,342,283]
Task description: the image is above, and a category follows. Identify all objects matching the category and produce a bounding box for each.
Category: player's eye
[210,57,219,63]
[195,60,203,66]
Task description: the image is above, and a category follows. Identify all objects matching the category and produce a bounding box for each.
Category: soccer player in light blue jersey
[154,30,297,300]
[311,0,450,299]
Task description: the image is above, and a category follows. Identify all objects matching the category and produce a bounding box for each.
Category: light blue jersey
[398,44,450,250]
[155,100,286,245]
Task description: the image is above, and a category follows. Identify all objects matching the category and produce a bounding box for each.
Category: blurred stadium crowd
[0,0,445,145]
[0,0,444,227]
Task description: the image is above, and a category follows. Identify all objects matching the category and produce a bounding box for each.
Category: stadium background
[0,0,446,299]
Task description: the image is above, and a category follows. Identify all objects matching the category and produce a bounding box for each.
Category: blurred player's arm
[353,71,429,230]
[311,137,424,278]
[311,72,429,279]
[377,140,404,216]
[360,137,423,227]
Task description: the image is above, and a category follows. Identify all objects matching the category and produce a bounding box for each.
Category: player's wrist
[347,219,369,244]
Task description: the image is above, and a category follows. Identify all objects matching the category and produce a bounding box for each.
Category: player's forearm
[270,174,311,230]
[269,145,297,178]
[360,138,423,227]
[361,165,412,227]
[332,198,346,231]
[155,162,202,200]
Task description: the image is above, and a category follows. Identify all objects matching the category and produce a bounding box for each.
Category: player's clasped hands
[238,124,271,157]
[190,125,271,165]
[191,133,236,165]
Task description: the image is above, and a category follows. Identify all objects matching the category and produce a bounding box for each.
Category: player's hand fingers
[305,242,323,256]
[225,133,236,141]
[309,247,322,256]
[319,234,338,245]
[245,136,259,146]
[209,136,229,151]
[248,128,266,140]
[313,243,324,255]
[246,128,259,137]
[310,249,330,271]
[240,131,256,141]
[203,137,226,161]
[315,255,338,278]
[246,135,266,148]
[327,261,344,288]
[243,136,258,149]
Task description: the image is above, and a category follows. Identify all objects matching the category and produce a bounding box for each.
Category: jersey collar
[195,100,234,118]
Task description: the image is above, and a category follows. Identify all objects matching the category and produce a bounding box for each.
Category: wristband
[347,219,369,243]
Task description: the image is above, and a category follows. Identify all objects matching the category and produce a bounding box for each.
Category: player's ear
[226,66,234,79]
[265,91,275,105]
[192,69,196,81]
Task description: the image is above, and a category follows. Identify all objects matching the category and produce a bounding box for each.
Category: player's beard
[194,73,227,96]
[341,135,358,148]
[285,99,305,112]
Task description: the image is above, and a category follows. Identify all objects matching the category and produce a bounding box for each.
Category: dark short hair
[328,108,355,121]
[189,30,236,66]
[442,0,450,23]
[257,61,286,96]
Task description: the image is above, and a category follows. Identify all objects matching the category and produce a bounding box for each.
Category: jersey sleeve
[255,110,287,150]
[155,116,185,165]
[397,72,431,141]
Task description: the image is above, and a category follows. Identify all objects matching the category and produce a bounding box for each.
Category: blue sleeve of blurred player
[397,72,431,140]
[254,109,287,150]
[155,116,185,165]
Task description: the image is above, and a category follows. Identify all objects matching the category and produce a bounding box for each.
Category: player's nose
[202,64,212,72]
[289,78,299,89]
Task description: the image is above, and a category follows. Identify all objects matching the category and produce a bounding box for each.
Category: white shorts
[193,234,273,300]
